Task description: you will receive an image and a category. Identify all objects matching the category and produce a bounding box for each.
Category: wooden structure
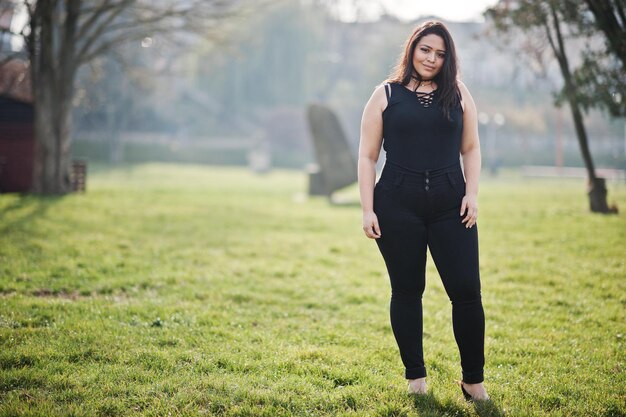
[0,58,34,193]
[71,160,87,192]
[0,59,88,193]
[0,94,34,193]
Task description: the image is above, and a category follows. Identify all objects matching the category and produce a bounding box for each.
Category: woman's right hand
[362,211,381,239]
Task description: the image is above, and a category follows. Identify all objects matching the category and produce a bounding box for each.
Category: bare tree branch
[79,28,159,64]
[76,0,133,41]
[75,0,133,63]
[75,1,236,64]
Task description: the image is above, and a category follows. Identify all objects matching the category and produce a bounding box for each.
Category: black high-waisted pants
[373,162,485,383]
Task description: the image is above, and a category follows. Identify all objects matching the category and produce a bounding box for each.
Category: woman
[358,21,489,401]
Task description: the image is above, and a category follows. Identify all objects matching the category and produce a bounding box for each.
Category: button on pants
[373,163,485,383]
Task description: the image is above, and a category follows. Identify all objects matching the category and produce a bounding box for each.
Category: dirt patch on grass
[31,288,88,300]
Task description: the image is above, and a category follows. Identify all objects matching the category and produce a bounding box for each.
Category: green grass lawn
[1,164,624,417]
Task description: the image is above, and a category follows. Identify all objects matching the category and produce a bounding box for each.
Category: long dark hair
[385,20,461,119]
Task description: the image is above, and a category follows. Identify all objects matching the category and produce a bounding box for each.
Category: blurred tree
[73,39,176,164]
[74,52,152,164]
[1,0,260,194]
[571,0,625,117]
[188,0,403,156]
[584,0,625,65]
[486,0,621,213]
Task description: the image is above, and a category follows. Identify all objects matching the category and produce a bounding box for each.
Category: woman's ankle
[407,378,427,394]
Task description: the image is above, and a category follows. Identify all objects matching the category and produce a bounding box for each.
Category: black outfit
[373,82,485,384]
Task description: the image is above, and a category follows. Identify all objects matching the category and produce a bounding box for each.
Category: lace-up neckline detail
[413,89,436,107]
[400,84,438,108]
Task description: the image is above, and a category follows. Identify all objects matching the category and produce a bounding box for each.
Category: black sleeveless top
[382,82,463,172]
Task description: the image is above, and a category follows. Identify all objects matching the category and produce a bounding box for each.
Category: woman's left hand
[460,194,478,228]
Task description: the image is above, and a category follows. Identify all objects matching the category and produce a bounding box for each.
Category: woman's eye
[420,48,429,52]
[437,53,446,58]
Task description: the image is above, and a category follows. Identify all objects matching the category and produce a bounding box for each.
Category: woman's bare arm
[358,84,387,238]
[458,80,481,228]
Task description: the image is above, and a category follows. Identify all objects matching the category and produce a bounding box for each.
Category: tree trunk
[547,4,616,213]
[567,100,616,212]
[107,95,130,165]
[108,127,125,165]
[565,96,617,212]
[32,82,72,194]
[30,0,79,194]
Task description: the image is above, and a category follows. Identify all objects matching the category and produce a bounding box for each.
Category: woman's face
[412,34,446,80]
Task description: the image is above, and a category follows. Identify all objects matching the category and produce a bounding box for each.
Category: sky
[381,0,500,22]
[331,0,501,23]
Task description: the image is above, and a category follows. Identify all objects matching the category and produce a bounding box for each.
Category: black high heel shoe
[459,381,489,401]
[460,382,473,401]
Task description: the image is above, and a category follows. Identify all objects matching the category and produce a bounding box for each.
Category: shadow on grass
[411,392,505,417]
[472,399,506,417]
[0,194,64,235]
